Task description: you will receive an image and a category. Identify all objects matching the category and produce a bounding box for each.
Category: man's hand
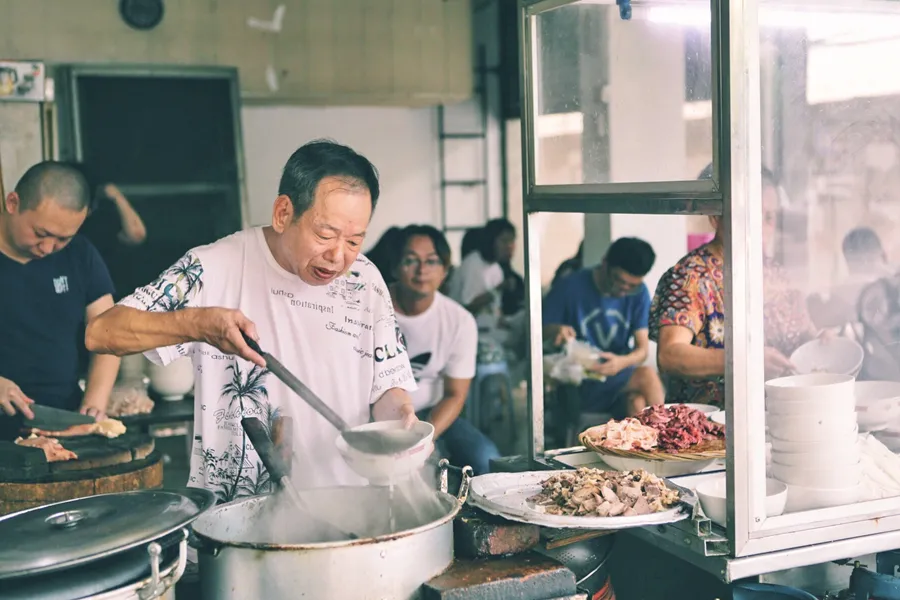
[590,352,628,377]
[0,377,34,419]
[195,308,266,368]
[399,402,418,430]
[79,404,105,422]
[764,346,796,379]
[543,324,576,347]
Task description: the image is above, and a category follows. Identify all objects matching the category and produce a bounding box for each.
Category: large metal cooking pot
[0,488,214,600]
[192,462,472,600]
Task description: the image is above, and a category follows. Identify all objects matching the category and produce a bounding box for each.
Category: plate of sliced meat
[580,405,725,477]
[468,468,695,529]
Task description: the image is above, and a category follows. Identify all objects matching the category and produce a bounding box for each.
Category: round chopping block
[0,433,162,516]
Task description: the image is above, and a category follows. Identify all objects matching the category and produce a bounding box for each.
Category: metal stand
[849,550,900,599]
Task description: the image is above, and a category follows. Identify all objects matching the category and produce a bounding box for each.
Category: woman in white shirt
[390,225,501,475]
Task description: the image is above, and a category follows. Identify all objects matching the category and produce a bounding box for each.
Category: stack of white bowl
[766,374,861,513]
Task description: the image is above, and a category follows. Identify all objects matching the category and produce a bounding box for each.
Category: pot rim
[191,489,462,551]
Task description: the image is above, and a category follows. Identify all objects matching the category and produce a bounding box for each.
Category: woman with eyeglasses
[389,225,500,475]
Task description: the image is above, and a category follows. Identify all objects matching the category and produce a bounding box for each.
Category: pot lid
[0,487,214,580]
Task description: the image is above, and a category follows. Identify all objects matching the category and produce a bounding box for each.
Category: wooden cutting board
[0,432,154,480]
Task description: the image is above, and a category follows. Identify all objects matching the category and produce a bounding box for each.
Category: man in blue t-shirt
[543,237,664,417]
[0,162,119,423]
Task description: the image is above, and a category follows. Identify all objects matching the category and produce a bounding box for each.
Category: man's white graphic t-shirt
[394,292,478,413]
[119,227,416,501]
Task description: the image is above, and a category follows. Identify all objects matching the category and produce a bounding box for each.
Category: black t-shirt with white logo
[0,235,114,410]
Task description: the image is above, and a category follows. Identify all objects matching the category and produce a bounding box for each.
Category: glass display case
[519,0,900,575]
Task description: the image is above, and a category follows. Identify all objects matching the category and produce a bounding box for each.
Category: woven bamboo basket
[579,431,726,463]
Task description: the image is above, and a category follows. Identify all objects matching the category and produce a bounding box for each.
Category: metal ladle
[241,334,423,455]
[241,417,358,540]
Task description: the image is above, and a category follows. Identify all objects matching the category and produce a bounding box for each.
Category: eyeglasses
[399,257,444,271]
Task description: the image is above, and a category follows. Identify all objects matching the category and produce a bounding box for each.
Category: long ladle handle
[241,333,350,433]
[241,418,359,541]
[241,417,291,481]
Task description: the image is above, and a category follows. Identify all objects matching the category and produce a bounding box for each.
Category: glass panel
[532,0,713,186]
[538,211,699,451]
[756,3,900,518]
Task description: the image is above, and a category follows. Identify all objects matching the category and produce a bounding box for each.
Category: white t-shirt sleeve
[117,251,205,366]
[369,280,417,404]
[454,254,489,306]
[444,308,478,380]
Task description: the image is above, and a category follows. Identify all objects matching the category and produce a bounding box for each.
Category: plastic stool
[467,361,516,442]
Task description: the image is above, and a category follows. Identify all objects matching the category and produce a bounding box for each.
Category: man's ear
[271,195,295,233]
[5,192,21,214]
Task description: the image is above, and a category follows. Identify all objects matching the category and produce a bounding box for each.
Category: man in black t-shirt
[0,161,119,420]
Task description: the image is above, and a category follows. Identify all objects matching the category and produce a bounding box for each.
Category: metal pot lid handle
[0,488,214,580]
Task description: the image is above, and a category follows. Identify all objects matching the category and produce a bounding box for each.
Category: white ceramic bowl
[336,420,435,485]
[710,411,726,426]
[784,483,860,513]
[771,446,860,469]
[771,461,860,489]
[855,381,900,432]
[599,454,715,478]
[790,338,864,378]
[766,395,856,417]
[673,403,718,415]
[768,413,859,443]
[765,373,856,404]
[147,356,195,401]
[769,426,858,454]
[696,475,787,528]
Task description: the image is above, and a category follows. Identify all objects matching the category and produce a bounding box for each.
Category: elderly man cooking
[0,161,119,423]
[86,140,418,501]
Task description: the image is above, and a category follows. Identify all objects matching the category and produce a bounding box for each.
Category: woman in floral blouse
[649,168,819,407]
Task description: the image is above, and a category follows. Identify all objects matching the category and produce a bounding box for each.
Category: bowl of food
[855,380,900,432]
[336,420,435,486]
[789,338,864,378]
[696,475,787,528]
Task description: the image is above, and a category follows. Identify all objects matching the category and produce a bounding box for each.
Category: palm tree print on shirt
[201,361,277,503]
[147,253,204,312]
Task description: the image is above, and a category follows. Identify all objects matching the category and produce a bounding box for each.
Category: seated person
[807,226,893,330]
[542,237,663,418]
[390,225,500,475]
[651,166,823,407]
[0,162,119,424]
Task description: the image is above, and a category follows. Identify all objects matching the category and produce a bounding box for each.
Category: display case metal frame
[518,0,900,561]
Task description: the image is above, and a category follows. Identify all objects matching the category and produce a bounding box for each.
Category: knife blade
[29,405,96,431]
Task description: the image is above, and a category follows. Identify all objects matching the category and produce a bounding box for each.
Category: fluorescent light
[645,5,900,40]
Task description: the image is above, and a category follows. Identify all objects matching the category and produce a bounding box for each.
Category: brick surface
[454,506,541,558]
[422,552,577,600]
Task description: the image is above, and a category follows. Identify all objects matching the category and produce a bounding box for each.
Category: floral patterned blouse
[649,244,815,407]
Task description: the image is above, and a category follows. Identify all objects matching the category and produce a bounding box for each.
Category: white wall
[241,106,440,246]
